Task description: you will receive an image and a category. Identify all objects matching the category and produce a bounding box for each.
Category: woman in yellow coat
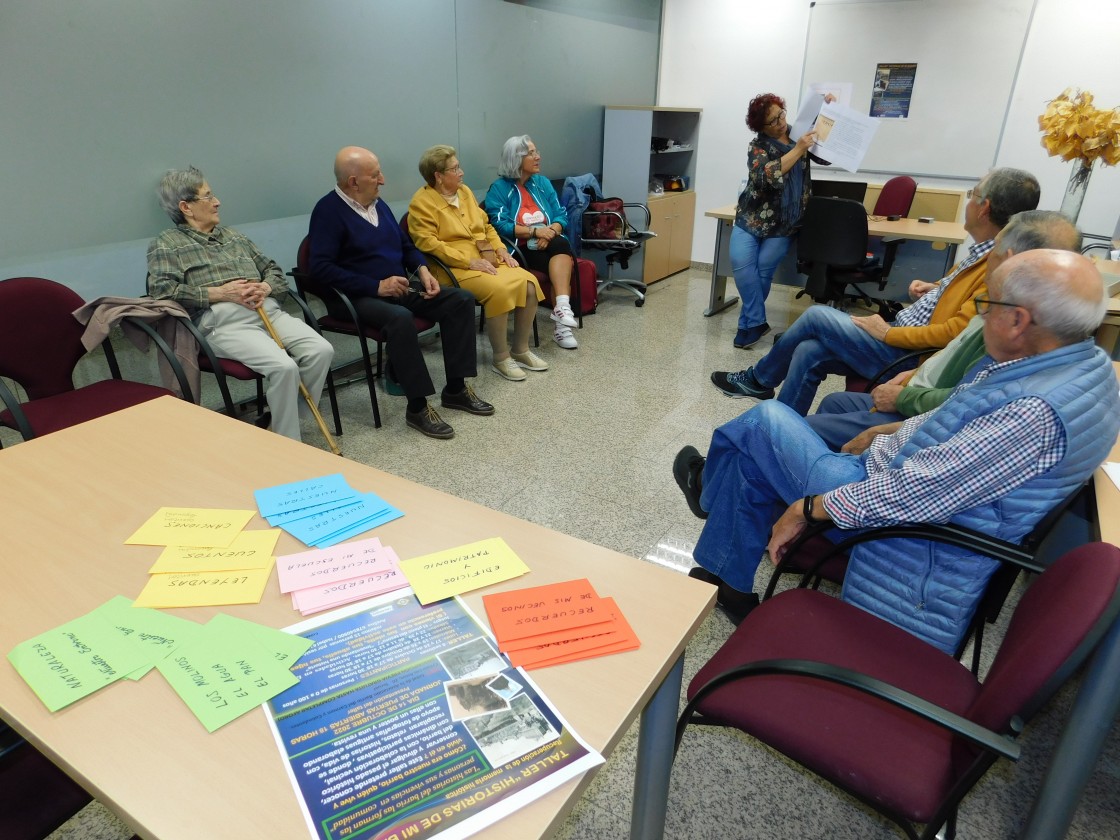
[408,145,546,382]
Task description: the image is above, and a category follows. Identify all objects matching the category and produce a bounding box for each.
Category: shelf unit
[601,106,701,284]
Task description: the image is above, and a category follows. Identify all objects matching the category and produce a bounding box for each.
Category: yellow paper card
[398,537,530,605]
[149,530,281,574]
[133,568,273,609]
[125,507,256,548]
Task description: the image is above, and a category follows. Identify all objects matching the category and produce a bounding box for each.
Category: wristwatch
[803,495,828,524]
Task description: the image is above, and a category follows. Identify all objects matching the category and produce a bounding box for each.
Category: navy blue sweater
[307,191,428,297]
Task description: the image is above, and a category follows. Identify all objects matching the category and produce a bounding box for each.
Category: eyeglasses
[189,194,219,204]
[765,109,786,128]
[966,187,985,201]
[523,149,541,158]
[974,293,1021,316]
[443,164,463,174]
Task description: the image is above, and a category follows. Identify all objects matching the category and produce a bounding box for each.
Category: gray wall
[0,0,659,297]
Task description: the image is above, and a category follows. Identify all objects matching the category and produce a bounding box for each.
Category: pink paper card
[290,549,406,614]
[275,537,384,593]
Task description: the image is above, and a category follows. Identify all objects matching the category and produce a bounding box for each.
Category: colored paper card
[281,493,401,549]
[254,473,359,518]
[276,537,384,593]
[149,529,281,574]
[155,627,299,733]
[205,614,314,667]
[89,595,203,678]
[133,568,273,609]
[510,600,640,670]
[125,507,256,548]
[291,551,408,616]
[398,537,530,605]
[483,578,607,643]
[7,612,152,711]
[265,496,359,527]
[309,504,404,549]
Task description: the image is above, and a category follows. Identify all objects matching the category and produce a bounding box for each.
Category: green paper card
[89,596,203,679]
[206,613,313,667]
[8,612,151,712]
[156,625,299,733]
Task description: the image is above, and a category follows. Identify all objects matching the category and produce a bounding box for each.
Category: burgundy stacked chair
[0,726,92,839]
[291,236,437,429]
[676,542,1120,840]
[0,277,191,443]
[156,286,341,435]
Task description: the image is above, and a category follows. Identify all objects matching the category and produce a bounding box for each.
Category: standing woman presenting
[730,92,825,349]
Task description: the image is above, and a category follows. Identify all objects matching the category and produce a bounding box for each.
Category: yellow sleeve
[407,186,476,269]
[885,258,988,351]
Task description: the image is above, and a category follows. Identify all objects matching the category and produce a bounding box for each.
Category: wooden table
[702,203,968,316]
[0,398,713,840]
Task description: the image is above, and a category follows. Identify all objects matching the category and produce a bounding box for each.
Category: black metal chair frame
[0,318,194,446]
[762,482,1089,675]
[676,543,1120,840]
[580,202,654,307]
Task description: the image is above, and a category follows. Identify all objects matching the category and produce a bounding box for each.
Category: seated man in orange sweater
[710,167,1040,415]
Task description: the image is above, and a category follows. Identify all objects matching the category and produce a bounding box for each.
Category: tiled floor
[9,268,1119,838]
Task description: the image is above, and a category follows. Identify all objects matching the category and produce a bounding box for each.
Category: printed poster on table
[264,591,602,840]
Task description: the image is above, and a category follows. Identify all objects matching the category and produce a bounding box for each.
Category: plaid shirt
[822,356,1065,529]
[893,239,995,328]
[147,225,289,313]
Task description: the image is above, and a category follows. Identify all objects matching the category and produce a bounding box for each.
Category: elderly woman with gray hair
[147,166,334,441]
[484,135,580,349]
[408,144,548,382]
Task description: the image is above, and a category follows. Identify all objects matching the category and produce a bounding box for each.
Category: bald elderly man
[675,250,1119,654]
[308,146,490,440]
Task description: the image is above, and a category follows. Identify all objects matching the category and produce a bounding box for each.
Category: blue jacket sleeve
[530,175,568,232]
[484,179,518,242]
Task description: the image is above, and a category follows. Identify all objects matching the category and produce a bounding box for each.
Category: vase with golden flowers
[1038,88,1120,223]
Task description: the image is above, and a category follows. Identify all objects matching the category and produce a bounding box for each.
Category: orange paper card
[509,599,639,669]
[483,578,610,643]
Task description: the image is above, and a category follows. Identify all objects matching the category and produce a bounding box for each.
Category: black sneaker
[733,322,771,349]
[710,367,775,399]
[673,446,707,520]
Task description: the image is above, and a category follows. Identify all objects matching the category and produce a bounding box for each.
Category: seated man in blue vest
[806,210,1083,452]
[673,250,1119,654]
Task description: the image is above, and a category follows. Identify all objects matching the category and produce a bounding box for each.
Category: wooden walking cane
[255,306,341,456]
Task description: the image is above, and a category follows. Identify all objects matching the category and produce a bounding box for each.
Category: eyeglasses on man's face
[190,193,218,204]
[974,292,1021,316]
[765,109,786,128]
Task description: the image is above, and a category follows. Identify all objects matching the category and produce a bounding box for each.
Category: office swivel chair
[795,196,885,308]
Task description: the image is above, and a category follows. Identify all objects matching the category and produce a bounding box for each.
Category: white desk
[702,203,968,317]
[0,398,714,839]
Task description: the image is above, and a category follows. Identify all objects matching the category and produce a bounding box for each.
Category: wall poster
[870,62,918,119]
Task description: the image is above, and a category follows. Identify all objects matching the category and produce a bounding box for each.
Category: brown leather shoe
[405,404,454,439]
[440,384,495,416]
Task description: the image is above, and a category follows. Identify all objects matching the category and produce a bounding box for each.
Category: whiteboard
[802,0,1036,178]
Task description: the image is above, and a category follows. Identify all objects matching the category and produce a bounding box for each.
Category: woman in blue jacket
[485,135,579,349]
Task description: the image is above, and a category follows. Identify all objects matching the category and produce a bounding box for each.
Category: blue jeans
[730,226,790,331]
[694,401,867,592]
[806,391,906,451]
[753,305,914,415]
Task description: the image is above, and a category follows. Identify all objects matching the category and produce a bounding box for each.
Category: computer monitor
[812,179,868,203]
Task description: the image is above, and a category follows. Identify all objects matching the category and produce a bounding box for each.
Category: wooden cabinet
[602,106,701,284]
[643,191,696,283]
